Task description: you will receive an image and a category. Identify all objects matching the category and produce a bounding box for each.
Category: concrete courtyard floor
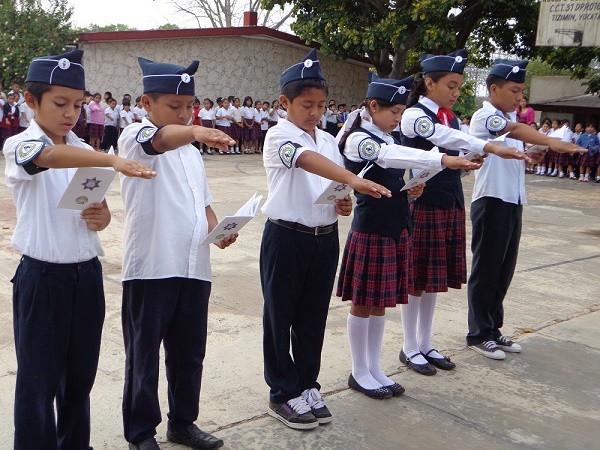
[0,154,598,449]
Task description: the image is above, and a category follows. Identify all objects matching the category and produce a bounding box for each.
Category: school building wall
[78,36,370,106]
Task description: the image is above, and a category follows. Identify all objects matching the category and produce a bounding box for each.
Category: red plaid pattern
[410,203,466,293]
[254,122,263,140]
[201,120,214,128]
[88,123,104,138]
[580,152,597,168]
[557,152,578,167]
[337,229,413,307]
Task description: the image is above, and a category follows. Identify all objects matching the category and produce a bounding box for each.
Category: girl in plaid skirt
[400,49,518,376]
[337,75,479,398]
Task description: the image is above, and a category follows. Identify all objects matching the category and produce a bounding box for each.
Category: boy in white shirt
[103,97,118,151]
[118,57,236,450]
[467,59,583,360]
[120,99,134,131]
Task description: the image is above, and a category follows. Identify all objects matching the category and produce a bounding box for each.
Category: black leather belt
[268,218,338,235]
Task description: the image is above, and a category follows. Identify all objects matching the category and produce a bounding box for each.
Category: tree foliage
[0,0,75,87]
[264,0,599,88]
[80,23,138,32]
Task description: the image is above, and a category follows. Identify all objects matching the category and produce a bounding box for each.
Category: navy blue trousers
[260,221,339,404]
[467,197,523,345]
[122,277,211,444]
[12,256,105,450]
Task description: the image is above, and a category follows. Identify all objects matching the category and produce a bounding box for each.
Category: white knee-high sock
[347,314,382,389]
[418,292,444,359]
[401,295,428,365]
[367,315,394,386]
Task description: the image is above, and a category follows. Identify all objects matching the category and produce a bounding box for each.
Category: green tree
[264,0,599,87]
[0,0,75,86]
[81,23,137,32]
[454,79,480,118]
[155,23,180,30]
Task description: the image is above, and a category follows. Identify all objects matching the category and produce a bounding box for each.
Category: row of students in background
[322,102,354,136]
[529,118,600,182]
[0,92,37,151]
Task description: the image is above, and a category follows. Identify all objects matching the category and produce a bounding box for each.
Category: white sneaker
[584,174,590,182]
[535,167,541,175]
[495,336,522,353]
[468,341,506,360]
[551,169,558,177]
[540,169,546,175]
[579,175,585,182]
[558,172,565,178]
[302,388,332,424]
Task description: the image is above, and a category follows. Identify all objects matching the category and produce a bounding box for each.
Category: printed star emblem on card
[57,168,116,210]
[82,177,101,191]
[224,222,238,231]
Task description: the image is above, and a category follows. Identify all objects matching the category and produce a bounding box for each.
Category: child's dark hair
[135,96,141,103]
[407,71,448,108]
[243,95,253,106]
[108,97,117,104]
[104,91,112,97]
[204,98,214,107]
[263,101,270,106]
[281,78,329,102]
[542,118,552,126]
[145,92,170,101]
[93,92,101,98]
[337,98,395,151]
[271,100,278,107]
[23,81,59,103]
[485,74,512,91]
[123,99,131,107]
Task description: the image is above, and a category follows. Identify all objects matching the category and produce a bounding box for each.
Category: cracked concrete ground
[0,154,598,449]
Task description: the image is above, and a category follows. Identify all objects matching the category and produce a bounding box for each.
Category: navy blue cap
[366,74,414,105]
[489,59,528,83]
[279,49,325,91]
[420,49,468,75]
[139,57,199,96]
[25,49,85,90]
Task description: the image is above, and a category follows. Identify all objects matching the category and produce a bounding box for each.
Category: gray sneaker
[302,388,333,425]
[495,336,522,353]
[268,396,319,430]
[468,341,506,360]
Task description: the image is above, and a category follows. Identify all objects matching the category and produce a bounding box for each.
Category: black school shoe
[400,349,437,376]
[383,382,405,396]
[166,423,224,449]
[423,349,456,370]
[348,374,393,399]
[129,438,160,450]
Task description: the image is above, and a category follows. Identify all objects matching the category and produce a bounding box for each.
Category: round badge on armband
[136,126,158,143]
[358,137,381,161]
[414,116,434,138]
[486,115,508,133]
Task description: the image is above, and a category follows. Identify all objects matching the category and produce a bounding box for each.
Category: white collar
[358,108,388,139]
[278,118,310,137]
[419,96,440,114]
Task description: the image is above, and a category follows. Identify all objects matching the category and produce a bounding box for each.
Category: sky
[67,0,200,30]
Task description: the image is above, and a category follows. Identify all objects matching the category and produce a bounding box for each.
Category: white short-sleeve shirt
[199,108,216,121]
[4,120,104,263]
[216,107,233,127]
[261,118,342,227]
[120,109,134,128]
[118,118,213,282]
[470,101,526,205]
[104,106,118,126]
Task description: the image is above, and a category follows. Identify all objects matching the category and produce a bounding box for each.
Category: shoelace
[483,341,498,350]
[304,388,326,409]
[287,396,312,415]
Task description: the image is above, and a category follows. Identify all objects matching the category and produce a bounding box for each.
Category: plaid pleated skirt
[410,203,467,293]
[557,152,577,167]
[201,120,214,128]
[253,122,263,140]
[216,125,233,139]
[337,229,413,307]
[230,123,242,140]
[88,123,104,138]
[579,151,597,167]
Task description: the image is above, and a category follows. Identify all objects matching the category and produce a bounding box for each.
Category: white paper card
[314,180,353,204]
[201,192,263,245]
[525,144,549,155]
[57,167,116,210]
[401,167,444,191]
[491,132,510,142]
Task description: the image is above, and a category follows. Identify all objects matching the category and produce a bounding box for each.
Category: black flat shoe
[129,438,160,450]
[348,374,393,399]
[384,382,405,396]
[167,423,224,449]
[423,349,456,370]
[399,349,437,376]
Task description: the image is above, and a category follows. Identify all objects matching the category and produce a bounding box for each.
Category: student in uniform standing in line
[102,97,119,151]
[1,93,20,143]
[466,60,582,359]
[231,97,243,154]
[325,103,339,136]
[543,118,560,176]
[269,99,281,127]
[577,123,600,182]
[336,75,480,398]
[241,96,256,154]
[259,101,270,151]
[4,49,156,450]
[120,99,134,130]
[118,57,236,450]
[399,49,527,376]
[215,97,235,155]
[253,100,263,153]
[199,98,216,154]
[261,49,393,431]
[88,92,105,150]
[133,96,147,122]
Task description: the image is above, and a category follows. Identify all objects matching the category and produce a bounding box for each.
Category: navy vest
[401,103,464,209]
[341,127,410,241]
